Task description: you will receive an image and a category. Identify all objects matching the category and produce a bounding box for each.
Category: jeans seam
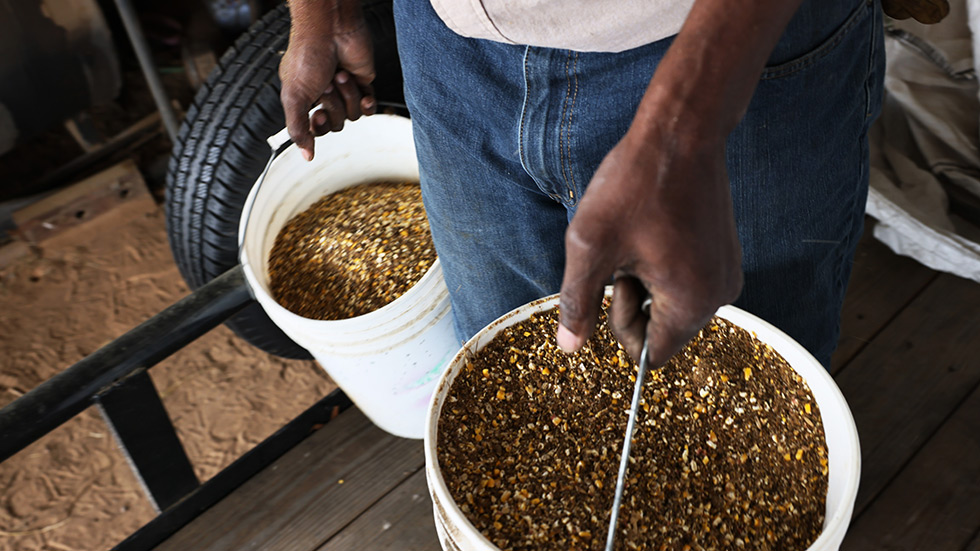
[559,51,572,194]
[863,2,876,121]
[567,52,580,203]
[518,46,533,180]
[761,1,868,80]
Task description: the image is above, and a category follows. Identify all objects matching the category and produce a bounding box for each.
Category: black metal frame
[115,390,353,551]
[0,265,354,550]
[97,368,201,512]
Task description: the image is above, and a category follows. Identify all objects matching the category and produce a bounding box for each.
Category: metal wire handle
[605,297,653,551]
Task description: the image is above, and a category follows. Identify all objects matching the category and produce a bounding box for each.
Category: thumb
[349,61,376,89]
[278,48,337,162]
[557,223,614,353]
[280,86,315,161]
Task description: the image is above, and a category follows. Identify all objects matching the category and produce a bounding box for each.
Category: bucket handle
[236,133,292,252]
[266,126,292,152]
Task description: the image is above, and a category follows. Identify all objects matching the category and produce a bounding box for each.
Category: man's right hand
[280,0,377,161]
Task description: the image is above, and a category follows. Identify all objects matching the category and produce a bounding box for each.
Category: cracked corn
[437,305,828,551]
[268,181,435,320]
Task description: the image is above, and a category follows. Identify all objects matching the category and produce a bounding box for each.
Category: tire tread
[165,1,403,358]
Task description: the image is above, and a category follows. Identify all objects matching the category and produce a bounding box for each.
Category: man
[278,0,886,370]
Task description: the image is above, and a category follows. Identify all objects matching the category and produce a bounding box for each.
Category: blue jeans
[393,0,884,369]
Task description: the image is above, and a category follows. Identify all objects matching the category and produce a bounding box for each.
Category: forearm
[287,0,363,39]
[632,0,806,143]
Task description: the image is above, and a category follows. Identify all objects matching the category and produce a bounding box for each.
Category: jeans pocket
[762,0,872,80]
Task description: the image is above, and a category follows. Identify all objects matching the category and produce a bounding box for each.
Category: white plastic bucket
[425,292,861,551]
[239,115,459,439]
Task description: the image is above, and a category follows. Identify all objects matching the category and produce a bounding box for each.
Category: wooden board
[12,159,154,244]
[833,273,980,516]
[831,226,937,373]
[155,409,424,551]
[317,470,439,551]
[840,383,980,551]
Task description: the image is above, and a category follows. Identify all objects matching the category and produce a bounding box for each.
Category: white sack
[867,0,980,282]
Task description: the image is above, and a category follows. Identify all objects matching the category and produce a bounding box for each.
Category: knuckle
[564,224,593,251]
[667,292,714,329]
[280,85,304,104]
[285,119,306,140]
[338,83,356,98]
[322,97,342,112]
[609,318,638,346]
[277,57,292,80]
[280,91,294,110]
[565,224,608,262]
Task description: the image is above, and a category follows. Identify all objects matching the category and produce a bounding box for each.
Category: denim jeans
[393,0,885,369]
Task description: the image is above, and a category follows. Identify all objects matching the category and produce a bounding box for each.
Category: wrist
[288,0,364,40]
[630,44,746,147]
[626,88,728,158]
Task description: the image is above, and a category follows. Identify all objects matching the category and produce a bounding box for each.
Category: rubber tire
[166,1,404,359]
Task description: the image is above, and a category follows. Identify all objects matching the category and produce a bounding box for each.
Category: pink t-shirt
[429,0,694,52]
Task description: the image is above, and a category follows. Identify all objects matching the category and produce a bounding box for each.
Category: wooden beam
[834,273,980,516]
[12,159,154,244]
[840,382,980,551]
[154,408,424,550]
[317,470,438,551]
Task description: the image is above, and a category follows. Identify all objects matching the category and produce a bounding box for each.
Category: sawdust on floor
[0,205,335,551]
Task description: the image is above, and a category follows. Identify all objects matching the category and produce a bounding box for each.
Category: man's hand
[555,0,806,367]
[280,0,377,161]
[557,122,742,368]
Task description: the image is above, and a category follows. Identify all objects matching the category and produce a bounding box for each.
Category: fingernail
[336,71,348,84]
[324,84,333,94]
[302,149,313,162]
[556,324,584,353]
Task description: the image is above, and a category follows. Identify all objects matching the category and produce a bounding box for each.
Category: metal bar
[111,0,181,143]
[113,389,355,551]
[97,369,200,512]
[0,266,253,463]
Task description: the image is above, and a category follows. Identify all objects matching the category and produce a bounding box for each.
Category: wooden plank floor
[158,226,980,551]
